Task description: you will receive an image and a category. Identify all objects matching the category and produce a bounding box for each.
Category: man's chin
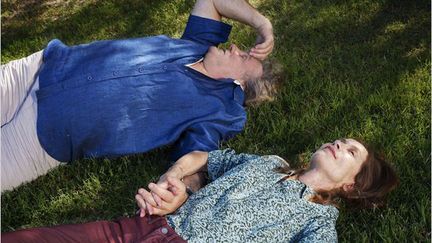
[204,47,217,59]
[208,46,218,52]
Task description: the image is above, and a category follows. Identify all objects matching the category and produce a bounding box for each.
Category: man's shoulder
[181,14,232,47]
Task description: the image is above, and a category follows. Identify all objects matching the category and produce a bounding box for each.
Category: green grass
[1,0,430,241]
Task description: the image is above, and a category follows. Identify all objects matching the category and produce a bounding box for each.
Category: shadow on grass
[252,0,429,151]
[233,0,429,158]
[1,0,430,240]
[1,147,173,231]
[247,0,430,241]
[1,0,193,231]
[2,0,194,62]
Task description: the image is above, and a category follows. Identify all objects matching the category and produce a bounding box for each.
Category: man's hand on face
[249,20,274,61]
[135,177,188,217]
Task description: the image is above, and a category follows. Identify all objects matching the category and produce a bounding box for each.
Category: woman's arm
[135,151,208,216]
[162,151,209,181]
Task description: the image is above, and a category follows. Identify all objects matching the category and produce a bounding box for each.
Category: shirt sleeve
[207,149,260,181]
[181,15,232,46]
[296,218,338,243]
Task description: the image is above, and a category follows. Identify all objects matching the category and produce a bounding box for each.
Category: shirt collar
[281,178,316,199]
[186,59,244,90]
[233,80,245,90]
[185,58,204,67]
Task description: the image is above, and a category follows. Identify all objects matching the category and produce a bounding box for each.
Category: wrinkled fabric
[36,15,246,162]
[1,51,61,192]
[167,149,339,242]
[2,215,186,243]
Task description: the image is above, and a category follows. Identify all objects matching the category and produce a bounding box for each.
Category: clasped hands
[135,169,188,217]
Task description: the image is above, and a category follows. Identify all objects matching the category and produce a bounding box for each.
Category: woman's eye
[350,151,355,156]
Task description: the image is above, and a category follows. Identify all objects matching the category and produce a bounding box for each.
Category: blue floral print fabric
[166,149,339,242]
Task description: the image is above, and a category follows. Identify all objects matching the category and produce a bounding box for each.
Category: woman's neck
[297,169,335,192]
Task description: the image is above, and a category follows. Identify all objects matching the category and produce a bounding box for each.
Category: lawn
[1,0,430,241]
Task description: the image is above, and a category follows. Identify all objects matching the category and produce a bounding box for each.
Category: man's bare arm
[192,0,268,28]
[192,0,274,60]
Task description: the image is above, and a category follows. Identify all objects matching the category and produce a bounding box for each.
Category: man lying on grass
[1,0,275,192]
[3,138,398,242]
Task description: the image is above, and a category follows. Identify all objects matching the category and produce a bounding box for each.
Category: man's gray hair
[243,60,283,106]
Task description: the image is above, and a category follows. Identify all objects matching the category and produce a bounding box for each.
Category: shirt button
[87,76,93,80]
[112,71,118,76]
[163,65,167,70]
[138,67,144,73]
[161,227,168,234]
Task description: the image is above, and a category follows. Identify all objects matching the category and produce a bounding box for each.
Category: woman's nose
[334,140,341,150]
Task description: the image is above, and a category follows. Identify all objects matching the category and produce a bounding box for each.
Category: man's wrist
[252,14,271,30]
[256,18,272,32]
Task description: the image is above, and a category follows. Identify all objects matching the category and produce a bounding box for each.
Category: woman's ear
[342,183,355,193]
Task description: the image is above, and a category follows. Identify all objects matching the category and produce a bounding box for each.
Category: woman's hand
[147,166,184,209]
[135,151,208,216]
[157,166,184,189]
[135,177,188,217]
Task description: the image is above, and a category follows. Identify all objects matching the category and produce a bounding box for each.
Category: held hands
[249,19,274,60]
[135,151,208,216]
[135,176,188,217]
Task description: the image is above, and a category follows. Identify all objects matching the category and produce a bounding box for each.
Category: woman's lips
[325,146,337,159]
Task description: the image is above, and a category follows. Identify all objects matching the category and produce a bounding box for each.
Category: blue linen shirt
[167,149,339,242]
[36,15,246,162]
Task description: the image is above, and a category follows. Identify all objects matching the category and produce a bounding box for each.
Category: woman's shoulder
[307,199,340,221]
[255,154,291,170]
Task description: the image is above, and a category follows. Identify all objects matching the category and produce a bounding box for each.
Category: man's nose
[230,44,240,54]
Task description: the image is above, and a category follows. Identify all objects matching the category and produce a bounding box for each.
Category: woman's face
[310,138,368,188]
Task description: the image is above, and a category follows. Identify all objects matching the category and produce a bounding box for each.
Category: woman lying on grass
[3,138,398,242]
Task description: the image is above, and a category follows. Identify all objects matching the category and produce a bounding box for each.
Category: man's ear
[342,183,355,193]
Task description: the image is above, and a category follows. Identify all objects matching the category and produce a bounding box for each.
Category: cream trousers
[1,51,61,192]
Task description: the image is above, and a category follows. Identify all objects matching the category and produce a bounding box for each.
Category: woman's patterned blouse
[166,149,339,242]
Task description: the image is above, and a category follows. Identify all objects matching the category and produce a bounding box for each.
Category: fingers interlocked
[135,178,184,217]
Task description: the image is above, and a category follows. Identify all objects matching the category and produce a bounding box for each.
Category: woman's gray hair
[243,60,283,106]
